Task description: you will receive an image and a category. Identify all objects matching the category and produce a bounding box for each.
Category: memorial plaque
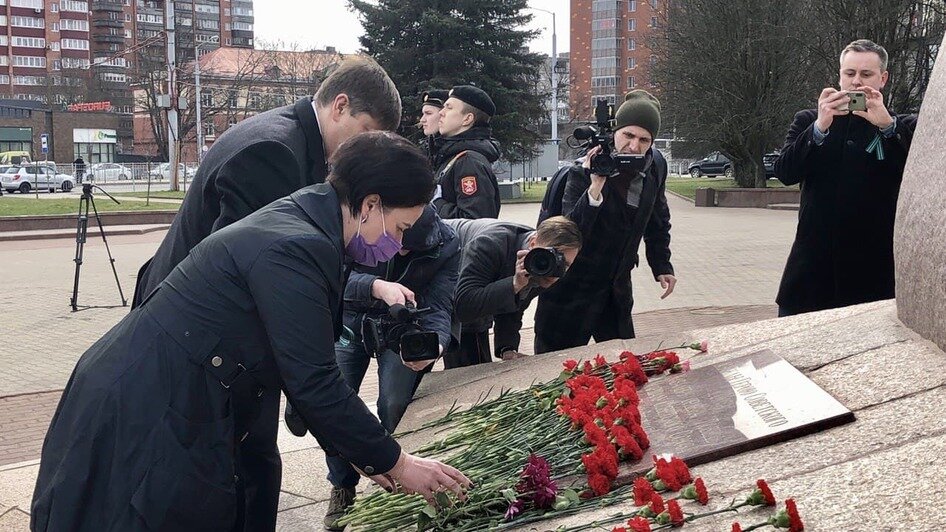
[616,349,855,481]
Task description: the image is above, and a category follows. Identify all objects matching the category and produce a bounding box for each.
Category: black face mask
[400,205,438,251]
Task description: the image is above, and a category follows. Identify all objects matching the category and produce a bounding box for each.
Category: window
[628,19,636,31]
[11,0,43,8]
[53,59,61,70]
[232,21,253,31]
[137,13,164,24]
[194,3,219,14]
[628,76,636,89]
[50,42,60,51]
[249,92,262,109]
[61,0,88,11]
[650,0,657,7]
[13,75,46,85]
[200,90,213,107]
[12,36,45,48]
[11,16,45,29]
[62,38,90,50]
[74,143,115,164]
[233,6,253,16]
[628,0,636,11]
[628,57,637,69]
[0,75,9,85]
[51,2,58,11]
[60,19,89,31]
[651,16,658,28]
[52,22,59,32]
[125,13,131,21]
[227,91,238,107]
[13,55,47,68]
[0,56,8,66]
[62,57,90,68]
[0,16,5,25]
[99,72,126,83]
[628,39,636,51]
[197,18,219,30]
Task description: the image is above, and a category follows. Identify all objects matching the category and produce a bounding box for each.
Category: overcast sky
[254,0,570,56]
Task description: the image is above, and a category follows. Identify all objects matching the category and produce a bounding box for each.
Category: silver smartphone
[839,90,867,112]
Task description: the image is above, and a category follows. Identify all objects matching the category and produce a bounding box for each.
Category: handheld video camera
[524,247,567,278]
[568,98,647,177]
[362,302,440,362]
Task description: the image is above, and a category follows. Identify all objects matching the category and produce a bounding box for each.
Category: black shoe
[284,403,308,437]
[323,486,356,531]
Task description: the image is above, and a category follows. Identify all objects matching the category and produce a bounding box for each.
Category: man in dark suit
[535,90,675,354]
[127,56,401,531]
[774,39,917,316]
[132,56,401,307]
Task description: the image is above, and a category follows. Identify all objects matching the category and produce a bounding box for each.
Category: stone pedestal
[895,35,946,351]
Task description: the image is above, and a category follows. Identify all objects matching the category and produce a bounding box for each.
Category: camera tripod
[70,183,128,312]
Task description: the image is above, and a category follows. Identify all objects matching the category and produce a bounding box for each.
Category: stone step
[767,203,800,211]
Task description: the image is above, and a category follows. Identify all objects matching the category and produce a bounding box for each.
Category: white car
[149,163,197,180]
[89,163,133,182]
[1,165,75,193]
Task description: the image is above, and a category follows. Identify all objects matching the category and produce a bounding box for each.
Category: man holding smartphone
[774,39,918,316]
[320,204,460,530]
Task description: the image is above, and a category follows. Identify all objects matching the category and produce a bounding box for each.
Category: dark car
[763,151,780,178]
[688,152,732,178]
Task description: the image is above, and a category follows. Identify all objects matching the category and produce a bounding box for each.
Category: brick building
[0,98,123,162]
[570,0,662,121]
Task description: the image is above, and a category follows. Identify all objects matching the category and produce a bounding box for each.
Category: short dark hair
[535,216,582,250]
[328,131,435,216]
[841,39,888,71]
[461,102,491,127]
[315,56,402,131]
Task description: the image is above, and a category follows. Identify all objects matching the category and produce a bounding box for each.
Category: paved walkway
[0,198,799,525]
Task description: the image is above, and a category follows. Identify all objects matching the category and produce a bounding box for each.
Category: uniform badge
[460,176,478,196]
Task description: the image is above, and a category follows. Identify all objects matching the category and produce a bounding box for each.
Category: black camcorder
[524,247,567,278]
[568,98,647,177]
[362,302,440,362]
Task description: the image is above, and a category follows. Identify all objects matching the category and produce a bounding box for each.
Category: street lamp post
[531,7,558,143]
[194,37,219,165]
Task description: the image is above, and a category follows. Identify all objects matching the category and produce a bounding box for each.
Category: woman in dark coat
[31,132,470,532]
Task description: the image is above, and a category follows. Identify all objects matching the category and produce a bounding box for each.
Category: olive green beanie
[614,90,661,139]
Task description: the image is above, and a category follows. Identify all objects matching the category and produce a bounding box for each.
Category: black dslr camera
[568,99,647,177]
[362,302,440,362]
[524,247,566,278]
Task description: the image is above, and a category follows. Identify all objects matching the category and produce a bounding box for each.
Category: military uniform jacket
[774,109,917,314]
[132,97,328,307]
[432,126,501,220]
[31,184,401,532]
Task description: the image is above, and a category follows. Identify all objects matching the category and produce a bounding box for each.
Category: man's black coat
[32,184,401,532]
[445,218,539,357]
[535,149,673,353]
[774,109,917,315]
[132,97,328,307]
[432,126,501,220]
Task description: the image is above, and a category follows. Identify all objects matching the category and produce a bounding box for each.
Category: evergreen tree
[349,0,546,162]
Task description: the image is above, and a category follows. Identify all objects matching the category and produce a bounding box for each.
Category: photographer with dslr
[774,39,917,317]
[535,90,675,354]
[320,204,460,530]
[444,216,582,368]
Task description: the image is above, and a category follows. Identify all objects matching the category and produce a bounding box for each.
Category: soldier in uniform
[419,89,448,164]
[433,85,501,219]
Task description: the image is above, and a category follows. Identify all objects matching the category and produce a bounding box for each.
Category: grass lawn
[0,197,180,217]
[665,177,798,200]
[503,180,548,204]
[119,190,188,200]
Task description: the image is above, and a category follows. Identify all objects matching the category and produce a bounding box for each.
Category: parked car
[688,152,733,178]
[1,165,75,193]
[89,162,133,182]
[149,163,196,180]
[763,151,780,178]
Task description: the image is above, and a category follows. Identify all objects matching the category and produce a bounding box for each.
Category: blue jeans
[326,342,422,488]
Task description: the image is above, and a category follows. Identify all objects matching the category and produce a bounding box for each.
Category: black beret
[449,85,496,117]
[421,89,449,109]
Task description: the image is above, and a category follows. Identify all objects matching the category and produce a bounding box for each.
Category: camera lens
[524,248,555,277]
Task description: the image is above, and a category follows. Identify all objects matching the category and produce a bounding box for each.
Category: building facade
[0,0,254,155]
[570,0,662,120]
[0,98,123,162]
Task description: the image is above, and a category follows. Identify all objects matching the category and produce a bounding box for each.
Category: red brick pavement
[0,304,777,468]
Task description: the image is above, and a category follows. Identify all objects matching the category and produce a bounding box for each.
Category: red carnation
[654,457,684,491]
[671,456,692,485]
[583,360,594,373]
[589,473,611,496]
[631,423,650,449]
[694,477,709,505]
[649,493,665,515]
[785,499,804,531]
[667,499,684,527]
[731,523,743,532]
[757,479,776,506]
[612,425,644,460]
[633,476,656,506]
[594,354,608,368]
[563,359,579,372]
[628,516,652,532]
[612,528,628,532]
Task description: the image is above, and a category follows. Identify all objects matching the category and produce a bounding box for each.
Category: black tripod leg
[70,195,89,311]
[89,196,128,307]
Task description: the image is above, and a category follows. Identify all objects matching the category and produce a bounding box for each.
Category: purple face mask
[345,204,402,267]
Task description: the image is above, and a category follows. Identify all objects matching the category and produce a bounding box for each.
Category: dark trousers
[443,329,492,369]
[534,291,630,355]
[326,343,422,488]
[234,387,282,531]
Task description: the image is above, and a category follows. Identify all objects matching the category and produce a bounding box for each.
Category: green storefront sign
[0,127,33,142]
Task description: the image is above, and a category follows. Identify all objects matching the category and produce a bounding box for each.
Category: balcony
[93,19,125,29]
[93,0,124,12]
[93,34,126,44]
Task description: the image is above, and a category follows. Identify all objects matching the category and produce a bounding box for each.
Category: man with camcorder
[774,39,917,317]
[444,216,582,368]
[535,90,675,354]
[319,204,460,530]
